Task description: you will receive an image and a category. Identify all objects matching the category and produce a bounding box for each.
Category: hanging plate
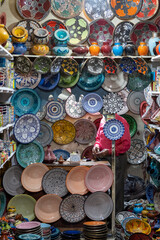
[33,57,52,74]
[36,105,47,121]
[87,58,104,76]
[103,92,124,114]
[119,57,137,74]
[65,94,86,119]
[82,93,103,114]
[146,183,157,204]
[38,73,60,91]
[0,191,6,217]
[45,99,66,123]
[103,57,117,74]
[15,70,41,90]
[36,122,53,147]
[127,139,146,164]
[117,88,129,115]
[127,91,145,115]
[103,119,125,140]
[136,0,159,21]
[58,71,80,88]
[61,58,79,76]
[134,58,149,75]
[121,114,137,138]
[15,56,32,74]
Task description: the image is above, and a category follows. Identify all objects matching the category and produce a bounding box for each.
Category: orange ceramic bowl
[126,219,151,235]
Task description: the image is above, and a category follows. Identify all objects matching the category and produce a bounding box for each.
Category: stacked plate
[41,223,51,240]
[83,221,108,240]
[51,227,60,240]
[61,230,81,239]
[15,222,42,237]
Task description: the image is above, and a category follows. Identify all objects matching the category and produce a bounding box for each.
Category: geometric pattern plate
[103,119,125,140]
[120,57,137,74]
[136,0,159,21]
[45,99,66,123]
[134,58,149,75]
[103,92,124,114]
[121,114,137,138]
[127,139,146,164]
[36,121,53,147]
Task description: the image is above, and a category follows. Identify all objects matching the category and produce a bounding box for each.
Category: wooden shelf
[0,151,15,169]
[0,45,13,60]
[0,123,14,133]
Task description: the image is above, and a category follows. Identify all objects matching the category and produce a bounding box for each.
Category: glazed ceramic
[12,26,28,43]
[0,24,9,44]
[31,44,49,55]
[45,98,66,123]
[36,122,53,147]
[53,29,69,56]
[155,41,160,55]
[138,42,149,56]
[89,42,100,56]
[15,70,41,89]
[103,92,124,114]
[133,203,143,214]
[15,56,32,74]
[103,119,125,140]
[136,0,159,21]
[65,94,86,119]
[32,28,49,45]
[72,45,89,55]
[13,42,27,54]
[59,71,80,88]
[61,58,79,76]
[124,41,136,56]
[149,32,160,55]
[101,42,111,56]
[112,42,123,56]
[125,219,151,235]
[33,56,52,74]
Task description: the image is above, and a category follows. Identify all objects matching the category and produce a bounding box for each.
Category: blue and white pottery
[13,42,27,54]
[18,234,41,240]
[149,32,160,56]
[53,29,69,56]
[53,46,69,56]
[82,93,103,113]
[112,42,123,56]
[133,203,143,214]
[45,98,66,123]
[103,119,125,140]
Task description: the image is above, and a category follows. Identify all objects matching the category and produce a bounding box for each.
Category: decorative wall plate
[103,119,125,140]
[84,192,113,220]
[36,105,47,120]
[81,145,94,160]
[53,149,70,160]
[74,119,97,144]
[51,58,63,75]
[51,0,83,19]
[110,0,143,19]
[16,0,51,21]
[58,71,80,88]
[33,57,52,74]
[15,70,41,89]
[127,91,145,114]
[15,56,32,74]
[120,57,137,74]
[45,99,66,123]
[117,88,129,115]
[82,93,103,113]
[121,114,137,138]
[42,19,67,48]
[134,58,149,75]
[130,22,159,47]
[103,92,124,114]
[11,88,40,116]
[87,58,104,76]
[60,194,86,223]
[38,73,60,91]
[155,16,160,30]
[14,114,40,144]
[83,0,114,21]
[146,183,157,204]
[36,122,53,147]
[116,211,138,225]
[136,0,159,21]
[42,168,68,197]
[52,120,76,145]
[88,19,114,47]
[65,16,89,46]
[61,59,79,76]
[0,191,6,217]
[144,85,160,106]
[103,57,117,74]
[3,166,25,196]
[65,94,86,118]
[16,141,44,168]
[113,21,134,47]
[127,139,146,164]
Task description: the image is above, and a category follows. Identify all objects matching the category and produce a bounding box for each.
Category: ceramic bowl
[125,219,151,235]
[33,56,52,74]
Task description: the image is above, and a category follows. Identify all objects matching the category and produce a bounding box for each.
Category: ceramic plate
[36,104,47,121]
[33,57,52,74]
[60,194,86,223]
[42,19,67,48]
[16,141,44,168]
[61,59,79,76]
[153,192,160,213]
[36,122,53,147]
[35,194,62,223]
[121,114,137,138]
[16,0,51,21]
[110,0,143,19]
[11,88,40,116]
[65,94,86,119]
[81,145,94,160]
[127,91,145,114]
[129,233,152,240]
[38,73,60,91]
[130,22,159,47]
[42,168,68,197]
[58,71,80,88]
[136,0,159,21]
[51,0,83,19]
[117,88,129,115]
[21,163,49,192]
[16,222,41,230]
[18,234,41,240]
[66,166,89,195]
[121,217,140,231]
[45,99,66,123]
[15,56,32,74]
[84,192,113,220]
[14,114,40,144]
[127,139,146,164]
[74,119,97,144]
[83,0,114,21]
[116,211,138,225]
[53,149,70,160]
[0,191,6,217]
[85,164,113,192]
[103,119,125,140]
[113,21,134,47]
[155,16,160,30]
[146,183,157,204]
[7,194,36,221]
[3,166,25,196]
[87,58,104,76]
[15,70,41,89]
[120,57,137,74]
[50,58,63,75]
[144,85,160,106]
[88,19,114,47]
[134,58,149,75]
[82,93,103,113]
[52,120,76,145]
[103,92,124,114]
[103,57,117,74]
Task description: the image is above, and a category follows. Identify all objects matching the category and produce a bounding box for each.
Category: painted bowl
[125,219,151,235]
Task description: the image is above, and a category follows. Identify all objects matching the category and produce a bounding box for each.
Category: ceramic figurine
[53,29,69,56]
[11,26,28,43]
[0,24,10,45]
[138,42,148,56]
[13,42,27,55]
[72,45,89,55]
[32,28,49,45]
[149,32,160,56]
[124,41,136,56]
[89,42,100,56]
[101,42,111,56]
[112,42,123,56]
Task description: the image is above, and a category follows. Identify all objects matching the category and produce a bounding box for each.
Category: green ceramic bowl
[122,114,137,138]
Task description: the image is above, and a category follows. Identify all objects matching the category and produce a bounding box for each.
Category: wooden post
[111,139,116,236]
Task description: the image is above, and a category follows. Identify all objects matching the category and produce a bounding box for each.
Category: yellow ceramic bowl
[126,219,151,235]
[31,44,49,55]
[12,26,28,43]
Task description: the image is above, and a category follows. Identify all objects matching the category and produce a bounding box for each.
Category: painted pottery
[12,26,28,43]
[0,24,9,44]
[53,29,69,56]
[31,44,49,55]
[72,45,89,55]
[101,42,111,56]
[112,42,123,56]
[13,42,27,54]
[133,203,143,214]
[32,28,49,45]
[124,41,136,56]
[89,42,100,56]
[155,41,160,55]
[149,32,160,56]
[138,42,148,56]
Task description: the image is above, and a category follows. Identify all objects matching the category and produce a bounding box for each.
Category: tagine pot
[112,42,123,56]
[101,42,111,56]
[89,42,100,56]
[11,26,28,43]
[0,24,10,45]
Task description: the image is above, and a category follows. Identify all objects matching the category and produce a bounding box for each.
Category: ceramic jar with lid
[138,42,148,56]
[112,42,123,56]
[124,41,136,56]
[53,29,70,56]
[89,42,100,56]
[149,32,160,56]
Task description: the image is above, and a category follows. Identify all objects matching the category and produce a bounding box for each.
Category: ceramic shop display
[15,56,32,74]
[86,58,104,76]
[103,92,124,114]
[21,163,49,192]
[61,58,79,76]
[53,29,70,56]
[53,149,70,161]
[38,72,60,91]
[127,139,146,164]
[127,91,145,114]
[103,119,125,141]
[103,57,117,74]
[65,94,86,119]
[16,0,51,21]
[117,88,129,115]
[136,0,159,21]
[66,166,89,195]
[2,166,25,196]
[33,56,52,74]
[112,42,123,56]
[119,57,137,74]
[82,93,103,114]
[45,98,66,123]
[36,122,53,147]
[60,194,86,223]
[121,114,137,138]
[113,22,134,47]
[0,191,6,217]
[15,221,41,230]
[7,194,36,221]
[35,194,62,223]
[58,71,80,88]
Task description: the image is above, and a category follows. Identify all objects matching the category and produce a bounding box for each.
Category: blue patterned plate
[146,183,157,204]
[103,119,125,140]
[82,93,103,113]
[0,191,6,217]
[53,149,70,160]
[11,88,41,116]
[36,122,53,147]
[45,99,66,123]
[120,57,137,74]
[14,114,40,144]
[16,141,44,168]
[38,73,60,91]
[15,70,41,89]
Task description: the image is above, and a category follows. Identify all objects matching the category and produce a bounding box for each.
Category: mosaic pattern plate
[16,0,51,21]
[15,56,32,74]
[15,70,41,89]
[117,88,129,115]
[33,57,52,74]
[134,58,149,75]
[52,120,76,145]
[74,119,97,144]
[127,139,146,164]
[136,0,159,21]
[53,149,70,160]
[0,191,6,217]
[121,114,137,138]
[65,94,86,119]
[45,99,66,123]
[61,58,79,76]
[16,141,44,168]
[103,92,124,114]
[82,93,103,113]
[103,57,117,74]
[42,168,68,197]
[60,194,86,223]
[127,91,145,115]
[120,57,137,74]
[103,119,125,140]
[87,58,104,76]
[51,0,83,19]
[65,16,89,46]
[36,121,53,147]
[88,19,114,47]
[14,114,40,144]
[38,73,60,91]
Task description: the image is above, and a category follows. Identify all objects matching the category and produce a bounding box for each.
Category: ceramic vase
[13,42,27,55]
[138,42,148,56]
[72,45,89,55]
[112,42,123,56]
[53,29,69,56]
[0,24,10,45]
[155,41,160,55]
[149,32,160,56]
[11,26,28,43]
[32,28,49,45]
[133,203,143,214]
[89,42,100,56]
[124,41,136,56]
[101,42,111,56]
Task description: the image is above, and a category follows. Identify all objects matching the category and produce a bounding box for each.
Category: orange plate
[83,221,106,226]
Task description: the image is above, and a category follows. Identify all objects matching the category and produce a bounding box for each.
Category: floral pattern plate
[51,0,83,19]
[15,70,41,89]
[38,73,60,91]
[65,94,86,119]
[16,0,51,21]
[136,0,159,21]
[82,93,103,113]
[134,58,149,75]
[103,57,117,74]
[14,114,40,144]
[53,149,70,160]
[88,19,114,47]
[52,120,76,145]
[60,194,86,223]
[42,168,68,197]
[120,57,137,74]
[127,91,145,115]
[103,92,124,114]
[74,119,97,144]
[36,122,53,147]
[61,59,79,76]
[16,141,44,168]
[103,119,125,140]
[45,99,66,123]
[117,88,129,115]
[15,56,32,74]
[127,139,146,164]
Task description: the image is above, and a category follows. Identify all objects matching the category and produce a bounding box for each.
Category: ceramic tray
[45,99,66,123]
[15,70,41,89]
[38,73,60,91]
[120,57,137,74]
[127,91,145,115]
[82,93,103,114]
[16,141,44,168]
[0,191,6,217]
[136,0,159,21]
[36,122,53,147]
[121,114,137,138]
[127,139,146,164]
[14,114,40,144]
[53,149,70,160]
[103,119,125,140]
[60,194,86,223]
[58,71,80,88]
[65,94,86,119]
[103,92,124,114]
[117,88,129,115]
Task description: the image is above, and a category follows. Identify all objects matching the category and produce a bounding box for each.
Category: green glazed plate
[122,114,137,138]
[0,191,6,217]
[58,71,80,88]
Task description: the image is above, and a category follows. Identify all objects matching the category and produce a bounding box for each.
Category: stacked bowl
[15,222,42,237]
[83,221,108,240]
[41,223,51,240]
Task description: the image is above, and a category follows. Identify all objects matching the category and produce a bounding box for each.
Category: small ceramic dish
[33,56,52,74]
[86,57,104,76]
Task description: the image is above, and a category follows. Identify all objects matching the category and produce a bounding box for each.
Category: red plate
[136,0,159,21]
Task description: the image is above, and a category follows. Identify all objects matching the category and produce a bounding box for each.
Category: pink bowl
[16,221,41,230]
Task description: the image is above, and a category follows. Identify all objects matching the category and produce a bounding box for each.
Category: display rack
[0,151,15,169]
[0,45,13,60]
[0,123,14,133]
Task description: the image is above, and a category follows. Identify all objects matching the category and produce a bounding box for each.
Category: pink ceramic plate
[16,221,41,230]
[85,164,114,192]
